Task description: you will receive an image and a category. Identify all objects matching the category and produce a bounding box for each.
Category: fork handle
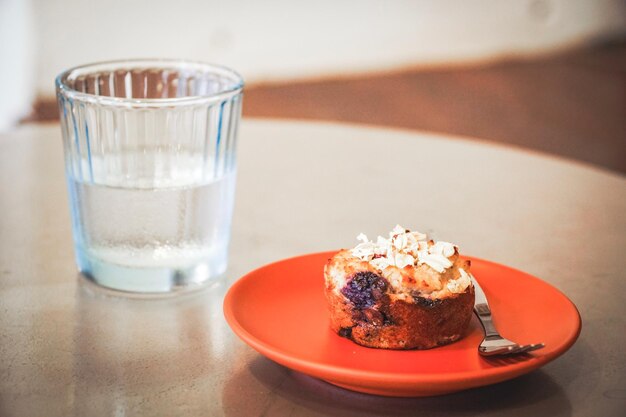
[474,303,501,339]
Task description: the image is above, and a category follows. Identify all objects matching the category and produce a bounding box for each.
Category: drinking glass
[56,59,243,293]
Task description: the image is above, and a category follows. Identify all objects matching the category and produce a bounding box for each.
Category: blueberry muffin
[324,225,475,349]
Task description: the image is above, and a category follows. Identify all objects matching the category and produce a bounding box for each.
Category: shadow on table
[223,355,573,417]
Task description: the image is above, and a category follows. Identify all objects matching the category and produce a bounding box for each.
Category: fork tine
[504,344,525,355]
[499,343,545,356]
[509,345,531,355]
[524,343,545,353]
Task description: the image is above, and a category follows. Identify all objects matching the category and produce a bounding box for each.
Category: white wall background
[0,0,624,130]
[0,0,35,132]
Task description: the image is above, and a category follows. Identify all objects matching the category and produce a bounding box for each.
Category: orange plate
[223,251,581,397]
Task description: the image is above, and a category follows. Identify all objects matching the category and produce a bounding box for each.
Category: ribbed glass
[56,59,243,294]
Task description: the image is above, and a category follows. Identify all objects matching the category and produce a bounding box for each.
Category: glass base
[75,246,227,294]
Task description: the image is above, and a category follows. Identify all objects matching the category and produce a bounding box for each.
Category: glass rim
[55,58,244,108]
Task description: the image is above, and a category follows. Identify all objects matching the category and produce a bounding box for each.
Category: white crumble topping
[350,225,457,273]
[447,268,472,293]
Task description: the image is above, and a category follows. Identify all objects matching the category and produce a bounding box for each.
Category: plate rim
[223,250,582,387]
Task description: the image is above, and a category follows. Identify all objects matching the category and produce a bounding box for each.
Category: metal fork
[472,277,545,356]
